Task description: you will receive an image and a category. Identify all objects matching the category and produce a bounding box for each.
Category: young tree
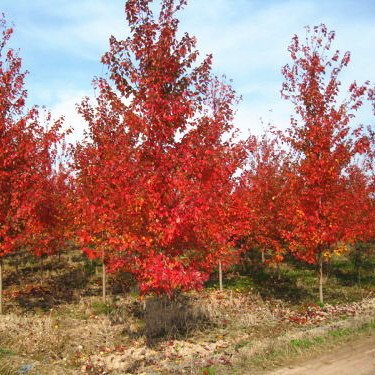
[74,0,245,297]
[234,132,288,266]
[356,114,375,257]
[280,24,371,302]
[27,165,74,283]
[0,16,64,313]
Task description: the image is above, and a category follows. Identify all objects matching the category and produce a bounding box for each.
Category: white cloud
[50,90,89,145]
[2,0,375,143]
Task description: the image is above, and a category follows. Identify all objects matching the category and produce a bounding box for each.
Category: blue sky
[2,0,375,143]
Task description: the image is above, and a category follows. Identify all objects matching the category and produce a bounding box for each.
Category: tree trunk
[326,257,332,279]
[261,249,265,263]
[319,257,324,304]
[15,254,19,274]
[102,261,106,302]
[218,259,223,292]
[277,262,281,280]
[102,232,107,302]
[40,256,44,286]
[0,259,3,314]
[358,269,363,299]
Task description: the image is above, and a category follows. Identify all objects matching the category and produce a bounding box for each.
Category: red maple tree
[280,24,372,302]
[358,120,375,243]
[74,0,246,297]
[234,131,288,265]
[0,16,65,312]
[28,165,73,258]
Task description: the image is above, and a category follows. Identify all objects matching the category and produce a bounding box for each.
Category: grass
[290,339,314,348]
[0,246,374,374]
[328,328,351,337]
[235,319,375,374]
[201,367,216,374]
[90,300,116,315]
[208,251,375,306]
[0,348,15,358]
[234,341,250,350]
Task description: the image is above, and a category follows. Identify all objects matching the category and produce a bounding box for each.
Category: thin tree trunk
[0,259,3,314]
[358,269,363,299]
[102,261,106,302]
[218,259,223,292]
[277,262,281,280]
[326,257,332,279]
[317,197,324,304]
[40,256,44,286]
[102,231,107,302]
[15,254,19,274]
[261,249,265,264]
[319,257,324,304]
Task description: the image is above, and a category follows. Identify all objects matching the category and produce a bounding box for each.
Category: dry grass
[1,251,375,374]
[1,290,374,374]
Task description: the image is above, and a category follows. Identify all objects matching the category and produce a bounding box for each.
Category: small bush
[142,294,212,345]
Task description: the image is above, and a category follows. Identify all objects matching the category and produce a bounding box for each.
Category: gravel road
[269,335,375,375]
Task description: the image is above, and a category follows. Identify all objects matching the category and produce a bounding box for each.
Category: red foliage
[27,166,74,257]
[280,24,372,263]
[233,132,288,264]
[73,0,246,296]
[0,16,65,260]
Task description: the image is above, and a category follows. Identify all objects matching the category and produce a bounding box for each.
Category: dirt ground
[269,335,375,375]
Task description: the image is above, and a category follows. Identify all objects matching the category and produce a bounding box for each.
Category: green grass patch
[0,348,16,358]
[358,321,375,331]
[91,301,115,315]
[235,341,250,350]
[205,276,255,292]
[328,328,352,338]
[206,248,375,305]
[290,339,313,348]
[201,367,216,374]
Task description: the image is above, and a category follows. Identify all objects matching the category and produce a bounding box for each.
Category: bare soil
[269,335,375,375]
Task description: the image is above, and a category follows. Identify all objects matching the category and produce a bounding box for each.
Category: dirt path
[269,335,375,375]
